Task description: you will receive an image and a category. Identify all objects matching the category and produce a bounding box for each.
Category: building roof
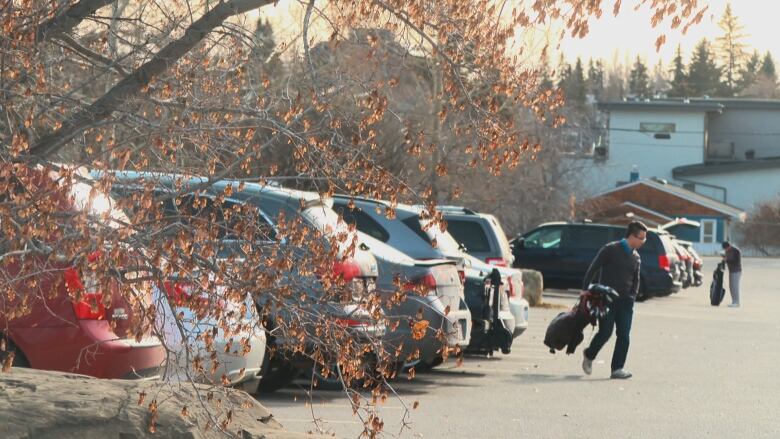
[597,100,724,112]
[673,157,780,177]
[596,178,745,219]
[598,97,780,112]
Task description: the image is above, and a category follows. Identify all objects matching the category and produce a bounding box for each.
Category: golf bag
[710,261,727,306]
[544,284,620,355]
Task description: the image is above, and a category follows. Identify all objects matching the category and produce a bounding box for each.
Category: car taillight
[658,255,671,271]
[457,269,465,285]
[333,259,361,282]
[163,281,193,306]
[507,275,523,298]
[486,257,507,267]
[335,318,366,327]
[65,268,106,320]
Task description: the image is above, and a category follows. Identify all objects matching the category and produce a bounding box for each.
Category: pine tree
[628,56,650,98]
[556,54,571,90]
[568,58,587,105]
[668,45,689,97]
[760,52,777,81]
[688,39,722,97]
[651,60,669,96]
[738,50,762,90]
[587,59,605,101]
[715,3,748,96]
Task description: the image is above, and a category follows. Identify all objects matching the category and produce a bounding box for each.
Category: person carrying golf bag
[580,221,647,380]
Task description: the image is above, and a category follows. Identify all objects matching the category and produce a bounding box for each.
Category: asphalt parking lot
[256,257,780,438]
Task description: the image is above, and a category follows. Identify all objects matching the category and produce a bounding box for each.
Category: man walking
[722,241,742,307]
[581,221,647,380]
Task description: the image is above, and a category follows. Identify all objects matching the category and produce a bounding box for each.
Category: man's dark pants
[583,296,634,372]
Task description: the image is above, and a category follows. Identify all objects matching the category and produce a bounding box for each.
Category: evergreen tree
[651,60,669,96]
[760,51,777,81]
[668,45,689,97]
[587,59,605,101]
[569,58,587,105]
[253,17,276,62]
[738,50,762,90]
[715,3,748,96]
[628,56,650,98]
[556,54,571,89]
[687,39,722,97]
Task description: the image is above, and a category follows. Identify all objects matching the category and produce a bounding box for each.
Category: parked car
[677,240,704,287]
[670,238,694,288]
[216,182,385,389]
[411,213,515,355]
[102,172,384,391]
[155,277,266,387]
[436,206,514,266]
[332,196,513,359]
[1,166,166,378]
[511,222,683,300]
[352,230,472,369]
[438,206,529,338]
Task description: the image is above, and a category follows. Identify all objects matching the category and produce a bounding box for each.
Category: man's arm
[582,245,609,289]
[630,257,641,297]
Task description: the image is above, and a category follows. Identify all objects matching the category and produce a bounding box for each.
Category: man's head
[625,221,648,250]
[722,241,731,250]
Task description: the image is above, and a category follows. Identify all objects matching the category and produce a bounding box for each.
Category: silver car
[154,281,266,386]
[354,231,471,368]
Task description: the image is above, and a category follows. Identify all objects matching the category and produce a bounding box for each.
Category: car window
[401,215,432,244]
[446,219,491,253]
[487,216,513,259]
[523,226,563,249]
[334,205,390,242]
[566,226,611,249]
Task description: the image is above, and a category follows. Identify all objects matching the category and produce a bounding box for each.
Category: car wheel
[0,337,29,368]
[254,344,298,393]
[636,280,649,302]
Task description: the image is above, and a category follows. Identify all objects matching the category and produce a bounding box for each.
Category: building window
[701,219,717,243]
[640,122,676,134]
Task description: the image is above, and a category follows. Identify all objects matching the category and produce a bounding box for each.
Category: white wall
[676,168,780,211]
[578,109,707,195]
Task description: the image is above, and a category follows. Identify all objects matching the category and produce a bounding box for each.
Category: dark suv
[511,222,682,300]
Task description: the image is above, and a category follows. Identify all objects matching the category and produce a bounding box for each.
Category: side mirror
[514,238,525,250]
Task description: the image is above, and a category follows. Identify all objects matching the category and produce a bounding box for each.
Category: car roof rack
[436,205,478,215]
[332,194,391,207]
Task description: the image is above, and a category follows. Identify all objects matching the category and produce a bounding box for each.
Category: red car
[0,166,165,378]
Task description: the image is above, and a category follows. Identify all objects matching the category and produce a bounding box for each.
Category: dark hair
[625,221,648,238]
[722,241,730,249]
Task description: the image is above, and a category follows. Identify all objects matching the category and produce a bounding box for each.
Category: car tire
[636,280,649,302]
[254,338,298,393]
[0,336,29,368]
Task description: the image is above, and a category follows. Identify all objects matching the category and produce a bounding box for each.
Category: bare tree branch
[36,0,118,44]
[27,0,275,160]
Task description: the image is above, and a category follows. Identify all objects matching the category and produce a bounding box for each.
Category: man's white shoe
[727,303,740,308]
[610,369,633,379]
[582,355,593,375]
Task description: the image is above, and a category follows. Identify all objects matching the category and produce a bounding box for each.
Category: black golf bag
[710,261,727,306]
[544,284,619,355]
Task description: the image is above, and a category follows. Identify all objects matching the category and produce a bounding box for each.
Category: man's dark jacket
[582,240,641,299]
[725,245,742,272]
